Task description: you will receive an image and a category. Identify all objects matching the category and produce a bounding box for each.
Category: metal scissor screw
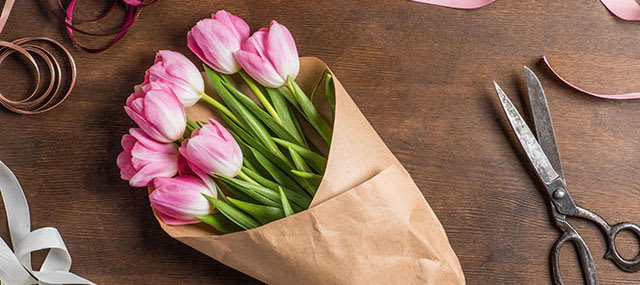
[554,188,566,199]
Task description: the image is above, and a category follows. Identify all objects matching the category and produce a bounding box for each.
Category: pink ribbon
[47,0,158,53]
[599,0,640,21]
[409,0,495,9]
[410,0,640,21]
[543,56,640,100]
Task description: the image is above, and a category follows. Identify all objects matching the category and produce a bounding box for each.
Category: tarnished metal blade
[494,82,560,185]
[524,66,565,180]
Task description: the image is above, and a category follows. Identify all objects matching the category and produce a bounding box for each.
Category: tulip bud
[149,176,216,225]
[117,128,179,187]
[145,50,205,107]
[179,119,243,177]
[125,82,186,143]
[234,21,300,88]
[188,10,250,74]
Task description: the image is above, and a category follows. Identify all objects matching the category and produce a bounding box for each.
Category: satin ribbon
[543,56,640,100]
[409,0,495,9]
[0,0,77,114]
[410,0,640,21]
[0,161,94,285]
[47,0,158,53]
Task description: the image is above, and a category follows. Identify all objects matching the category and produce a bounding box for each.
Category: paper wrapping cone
[150,57,465,284]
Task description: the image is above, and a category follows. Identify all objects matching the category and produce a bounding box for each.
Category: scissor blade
[494,82,560,185]
[524,66,565,180]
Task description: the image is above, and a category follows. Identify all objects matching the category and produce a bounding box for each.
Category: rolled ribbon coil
[0,0,77,114]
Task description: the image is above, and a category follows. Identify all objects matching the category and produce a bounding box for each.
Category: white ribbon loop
[0,161,94,285]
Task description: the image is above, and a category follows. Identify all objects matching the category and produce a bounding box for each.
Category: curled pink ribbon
[47,0,158,53]
[410,0,640,21]
[543,56,640,100]
[0,0,77,114]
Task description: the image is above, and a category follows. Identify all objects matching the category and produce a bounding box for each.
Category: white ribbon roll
[0,161,94,285]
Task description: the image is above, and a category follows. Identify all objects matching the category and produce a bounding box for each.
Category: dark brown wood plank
[1,0,640,283]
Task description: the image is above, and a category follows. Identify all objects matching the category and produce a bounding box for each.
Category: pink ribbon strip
[409,0,495,9]
[599,0,640,21]
[0,0,77,114]
[410,0,640,21]
[543,56,640,100]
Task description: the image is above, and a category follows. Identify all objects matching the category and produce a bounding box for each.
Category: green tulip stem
[237,170,259,185]
[199,92,241,126]
[239,70,282,124]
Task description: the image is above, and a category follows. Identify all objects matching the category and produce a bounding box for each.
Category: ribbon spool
[0,0,77,115]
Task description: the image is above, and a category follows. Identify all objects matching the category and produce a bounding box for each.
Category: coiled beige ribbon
[0,0,76,114]
[0,161,94,285]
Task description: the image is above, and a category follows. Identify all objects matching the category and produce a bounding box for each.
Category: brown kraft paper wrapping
[147,57,465,284]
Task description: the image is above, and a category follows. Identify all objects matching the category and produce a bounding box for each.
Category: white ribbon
[0,161,94,285]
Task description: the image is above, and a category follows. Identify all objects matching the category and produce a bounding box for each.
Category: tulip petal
[187,31,209,68]
[143,87,186,142]
[156,211,198,225]
[266,21,299,81]
[129,161,178,187]
[117,151,136,181]
[194,20,242,74]
[129,128,178,154]
[131,144,178,170]
[147,64,201,107]
[213,10,250,41]
[124,106,169,143]
[156,50,204,92]
[235,50,284,88]
[121,133,136,152]
[150,180,213,223]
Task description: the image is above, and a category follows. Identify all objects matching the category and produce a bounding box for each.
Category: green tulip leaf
[217,179,258,204]
[267,87,307,147]
[291,170,323,182]
[227,197,284,224]
[250,148,308,195]
[220,113,293,172]
[222,80,301,146]
[197,212,242,234]
[206,66,284,157]
[279,187,295,217]
[203,194,261,230]
[325,73,336,116]
[215,174,282,208]
[286,77,333,144]
[241,166,311,209]
[273,138,327,174]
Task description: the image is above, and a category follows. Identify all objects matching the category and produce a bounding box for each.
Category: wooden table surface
[1,1,640,284]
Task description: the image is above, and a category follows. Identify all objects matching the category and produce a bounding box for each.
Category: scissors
[494,67,640,285]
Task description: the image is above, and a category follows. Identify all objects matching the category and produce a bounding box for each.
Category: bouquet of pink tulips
[118,10,465,284]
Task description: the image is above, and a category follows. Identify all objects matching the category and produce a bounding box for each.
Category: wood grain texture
[1,0,640,284]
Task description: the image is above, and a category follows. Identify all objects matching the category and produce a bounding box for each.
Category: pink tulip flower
[179,119,243,177]
[125,82,186,143]
[117,128,179,187]
[145,50,205,107]
[149,176,216,225]
[188,10,250,74]
[234,21,300,88]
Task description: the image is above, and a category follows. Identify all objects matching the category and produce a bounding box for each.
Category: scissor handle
[574,206,640,272]
[603,222,640,272]
[551,220,597,285]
